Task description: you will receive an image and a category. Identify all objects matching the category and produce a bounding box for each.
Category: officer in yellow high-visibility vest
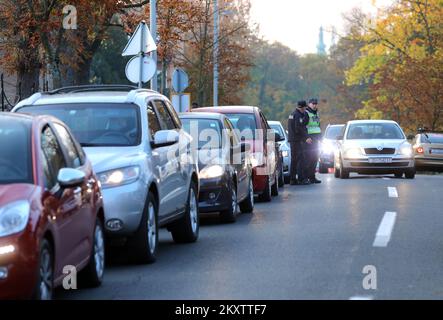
[305,98,322,184]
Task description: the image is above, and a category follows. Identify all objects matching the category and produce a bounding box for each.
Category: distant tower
[317,26,326,55]
[331,26,337,48]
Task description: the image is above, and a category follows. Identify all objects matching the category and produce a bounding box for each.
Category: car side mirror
[274,133,285,142]
[57,168,85,188]
[151,130,179,148]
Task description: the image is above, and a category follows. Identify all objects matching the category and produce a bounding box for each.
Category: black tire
[339,158,349,179]
[220,181,237,223]
[33,239,54,300]
[278,166,284,187]
[128,192,158,264]
[319,163,329,174]
[395,172,403,178]
[240,177,254,213]
[79,218,105,287]
[284,174,290,184]
[170,181,200,243]
[271,172,279,196]
[334,167,340,178]
[405,169,416,179]
[258,175,272,202]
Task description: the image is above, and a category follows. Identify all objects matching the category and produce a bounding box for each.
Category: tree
[346,0,443,131]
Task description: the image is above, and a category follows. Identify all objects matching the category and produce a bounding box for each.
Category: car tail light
[416,147,424,154]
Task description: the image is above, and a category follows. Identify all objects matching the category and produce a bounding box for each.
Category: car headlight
[0,201,30,237]
[399,144,413,157]
[98,166,140,189]
[345,148,363,159]
[250,152,264,168]
[282,150,289,158]
[321,142,335,155]
[200,165,224,179]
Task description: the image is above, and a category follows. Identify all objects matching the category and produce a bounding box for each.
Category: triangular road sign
[122,21,157,56]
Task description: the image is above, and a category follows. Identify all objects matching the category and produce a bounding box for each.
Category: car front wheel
[239,177,254,213]
[129,192,158,264]
[405,169,416,179]
[33,239,53,300]
[79,218,105,287]
[170,181,200,243]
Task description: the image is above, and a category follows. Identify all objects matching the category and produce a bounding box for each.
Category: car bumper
[415,157,443,168]
[342,157,415,173]
[252,166,270,195]
[198,177,231,213]
[0,232,39,299]
[102,179,148,236]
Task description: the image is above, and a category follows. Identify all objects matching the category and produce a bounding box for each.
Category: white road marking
[373,212,397,247]
[388,187,398,198]
[349,295,374,300]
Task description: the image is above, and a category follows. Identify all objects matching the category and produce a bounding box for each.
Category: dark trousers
[305,136,321,179]
[290,141,306,182]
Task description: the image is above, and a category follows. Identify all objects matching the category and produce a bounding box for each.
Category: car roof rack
[46,85,141,95]
[418,127,443,134]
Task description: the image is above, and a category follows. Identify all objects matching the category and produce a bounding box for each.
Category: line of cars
[0,85,285,299]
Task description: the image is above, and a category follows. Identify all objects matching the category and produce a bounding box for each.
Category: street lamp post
[150,0,158,91]
[213,0,219,107]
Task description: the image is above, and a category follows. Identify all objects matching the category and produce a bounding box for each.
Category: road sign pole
[139,23,146,89]
[213,0,219,107]
[150,0,158,91]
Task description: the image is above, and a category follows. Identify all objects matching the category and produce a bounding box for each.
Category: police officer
[288,100,312,185]
[306,98,322,184]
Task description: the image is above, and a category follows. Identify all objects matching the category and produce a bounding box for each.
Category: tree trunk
[74,57,93,85]
[16,62,40,99]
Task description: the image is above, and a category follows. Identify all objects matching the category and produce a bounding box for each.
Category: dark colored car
[0,113,105,300]
[319,124,345,173]
[193,106,281,202]
[180,113,254,222]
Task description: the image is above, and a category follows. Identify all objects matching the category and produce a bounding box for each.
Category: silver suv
[13,85,200,263]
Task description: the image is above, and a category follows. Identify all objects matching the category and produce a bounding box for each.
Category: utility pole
[150,0,158,91]
[213,0,219,107]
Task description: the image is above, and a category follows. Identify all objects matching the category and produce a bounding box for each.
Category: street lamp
[150,0,158,91]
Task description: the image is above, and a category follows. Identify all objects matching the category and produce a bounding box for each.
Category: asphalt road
[56,173,443,300]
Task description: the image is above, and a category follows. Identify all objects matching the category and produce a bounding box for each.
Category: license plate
[431,149,443,155]
[368,157,392,164]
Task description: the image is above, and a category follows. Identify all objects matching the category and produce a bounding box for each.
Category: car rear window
[18,103,141,147]
[0,116,33,184]
[422,133,443,144]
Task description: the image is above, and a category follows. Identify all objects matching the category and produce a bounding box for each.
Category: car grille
[364,148,396,155]
[351,162,409,168]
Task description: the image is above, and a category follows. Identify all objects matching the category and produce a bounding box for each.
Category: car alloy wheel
[39,243,53,300]
[147,202,157,255]
[189,188,198,235]
[94,224,105,279]
[231,188,238,215]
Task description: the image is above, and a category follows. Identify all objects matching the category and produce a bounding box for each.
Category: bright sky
[250,0,393,55]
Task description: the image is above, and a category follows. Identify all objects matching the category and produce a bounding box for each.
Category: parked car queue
[0,85,285,299]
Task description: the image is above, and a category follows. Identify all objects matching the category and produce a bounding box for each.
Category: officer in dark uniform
[288,101,312,185]
[305,98,322,184]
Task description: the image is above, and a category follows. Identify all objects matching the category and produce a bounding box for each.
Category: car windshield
[270,124,285,139]
[422,133,443,144]
[225,113,257,140]
[346,123,404,140]
[18,103,141,147]
[325,125,344,140]
[181,118,222,150]
[0,116,32,184]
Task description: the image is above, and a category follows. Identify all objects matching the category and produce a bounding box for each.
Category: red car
[0,113,105,300]
[193,106,281,202]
